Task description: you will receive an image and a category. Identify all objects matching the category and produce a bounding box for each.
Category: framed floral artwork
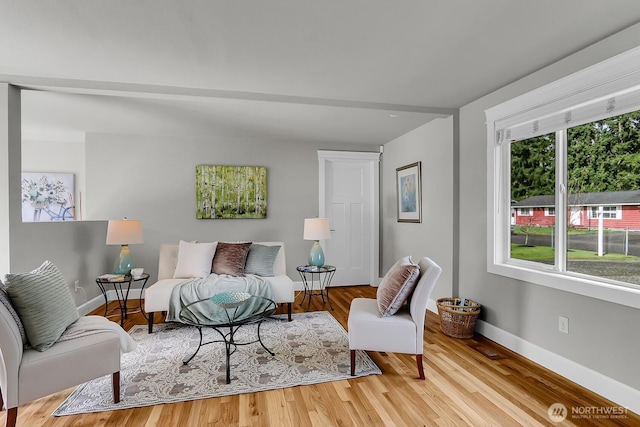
[21,172,75,222]
[396,162,421,223]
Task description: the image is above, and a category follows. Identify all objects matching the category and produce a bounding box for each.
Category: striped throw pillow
[5,261,79,351]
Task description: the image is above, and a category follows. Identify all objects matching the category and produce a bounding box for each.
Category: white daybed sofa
[144,241,294,332]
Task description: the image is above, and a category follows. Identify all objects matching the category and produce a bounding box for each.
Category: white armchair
[348,257,442,379]
[0,303,121,427]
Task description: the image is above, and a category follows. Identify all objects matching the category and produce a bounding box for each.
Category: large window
[510,112,640,282]
[486,46,640,309]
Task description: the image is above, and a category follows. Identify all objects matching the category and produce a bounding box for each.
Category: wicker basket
[436,298,481,339]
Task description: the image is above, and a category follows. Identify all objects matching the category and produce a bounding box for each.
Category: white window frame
[544,207,555,217]
[519,207,533,216]
[587,205,621,220]
[486,46,640,310]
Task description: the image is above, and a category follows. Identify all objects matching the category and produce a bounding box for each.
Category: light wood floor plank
[3,285,638,426]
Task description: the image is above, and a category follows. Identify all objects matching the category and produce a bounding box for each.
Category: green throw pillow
[5,261,79,351]
[245,244,281,277]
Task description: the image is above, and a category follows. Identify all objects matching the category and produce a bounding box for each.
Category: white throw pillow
[173,241,217,278]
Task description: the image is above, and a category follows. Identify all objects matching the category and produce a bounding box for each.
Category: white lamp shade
[106,219,144,245]
[303,218,331,241]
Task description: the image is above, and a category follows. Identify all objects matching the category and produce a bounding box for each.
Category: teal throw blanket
[166,274,275,326]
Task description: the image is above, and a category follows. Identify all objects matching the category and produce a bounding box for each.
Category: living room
[2,2,640,425]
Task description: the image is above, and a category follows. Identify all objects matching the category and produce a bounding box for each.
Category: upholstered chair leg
[350,350,356,376]
[112,372,120,403]
[5,407,17,427]
[288,303,292,321]
[416,354,425,380]
[147,312,154,334]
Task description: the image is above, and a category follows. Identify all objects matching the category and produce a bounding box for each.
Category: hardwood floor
[4,286,638,426]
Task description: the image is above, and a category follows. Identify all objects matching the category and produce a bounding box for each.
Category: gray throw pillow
[0,283,28,348]
[245,244,281,277]
[4,261,79,351]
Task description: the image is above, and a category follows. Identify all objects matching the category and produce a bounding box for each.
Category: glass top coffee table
[178,291,277,384]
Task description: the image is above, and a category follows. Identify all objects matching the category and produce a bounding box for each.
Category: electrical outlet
[74,280,80,292]
[558,316,569,334]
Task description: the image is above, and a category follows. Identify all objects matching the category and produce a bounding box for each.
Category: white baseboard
[295,281,380,290]
[77,289,144,317]
[426,298,638,413]
[473,317,640,414]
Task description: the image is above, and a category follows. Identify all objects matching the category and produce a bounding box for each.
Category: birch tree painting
[196,165,267,219]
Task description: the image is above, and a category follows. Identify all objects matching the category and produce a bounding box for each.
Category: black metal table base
[97,281,126,325]
[297,266,336,312]
[96,274,150,326]
[183,319,274,384]
[299,288,334,311]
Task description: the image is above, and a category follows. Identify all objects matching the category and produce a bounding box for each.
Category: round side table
[95,273,150,326]
[296,265,336,312]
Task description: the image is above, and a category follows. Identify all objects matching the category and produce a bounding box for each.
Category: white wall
[458,24,640,397]
[8,127,378,305]
[2,88,107,308]
[85,132,378,289]
[381,117,454,301]
[0,84,21,276]
[10,220,112,307]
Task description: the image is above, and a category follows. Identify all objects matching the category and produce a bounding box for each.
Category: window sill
[488,262,640,310]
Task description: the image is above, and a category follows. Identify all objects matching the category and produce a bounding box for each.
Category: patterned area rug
[53,311,380,416]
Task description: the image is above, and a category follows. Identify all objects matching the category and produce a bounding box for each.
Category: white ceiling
[2,0,640,144]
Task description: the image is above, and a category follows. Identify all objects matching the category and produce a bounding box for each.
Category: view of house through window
[510,111,640,287]
[510,132,556,262]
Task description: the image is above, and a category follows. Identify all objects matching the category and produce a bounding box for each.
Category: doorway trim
[318,150,380,287]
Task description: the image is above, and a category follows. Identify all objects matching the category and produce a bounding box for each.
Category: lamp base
[308,241,325,267]
[114,244,135,275]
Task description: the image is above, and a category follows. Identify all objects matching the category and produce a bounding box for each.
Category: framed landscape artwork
[196,165,267,219]
[396,162,421,223]
[21,172,75,222]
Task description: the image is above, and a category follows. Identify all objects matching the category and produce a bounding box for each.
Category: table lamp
[106,218,144,275]
[303,217,331,267]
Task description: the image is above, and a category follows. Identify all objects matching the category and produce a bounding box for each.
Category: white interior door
[319,151,379,286]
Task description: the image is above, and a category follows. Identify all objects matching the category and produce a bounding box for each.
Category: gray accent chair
[0,303,121,427]
[348,257,442,379]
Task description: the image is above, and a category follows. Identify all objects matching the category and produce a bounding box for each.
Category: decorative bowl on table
[210,291,252,309]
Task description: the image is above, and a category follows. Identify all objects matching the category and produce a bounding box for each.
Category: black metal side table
[296,265,336,311]
[95,273,150,326]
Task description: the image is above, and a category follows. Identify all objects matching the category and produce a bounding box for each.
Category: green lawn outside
[510,244,640,261]
[512,225,620,236]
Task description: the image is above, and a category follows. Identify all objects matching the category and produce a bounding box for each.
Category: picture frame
[396,162,421,223]
[196,165,267,219]
[21,172,75,222]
